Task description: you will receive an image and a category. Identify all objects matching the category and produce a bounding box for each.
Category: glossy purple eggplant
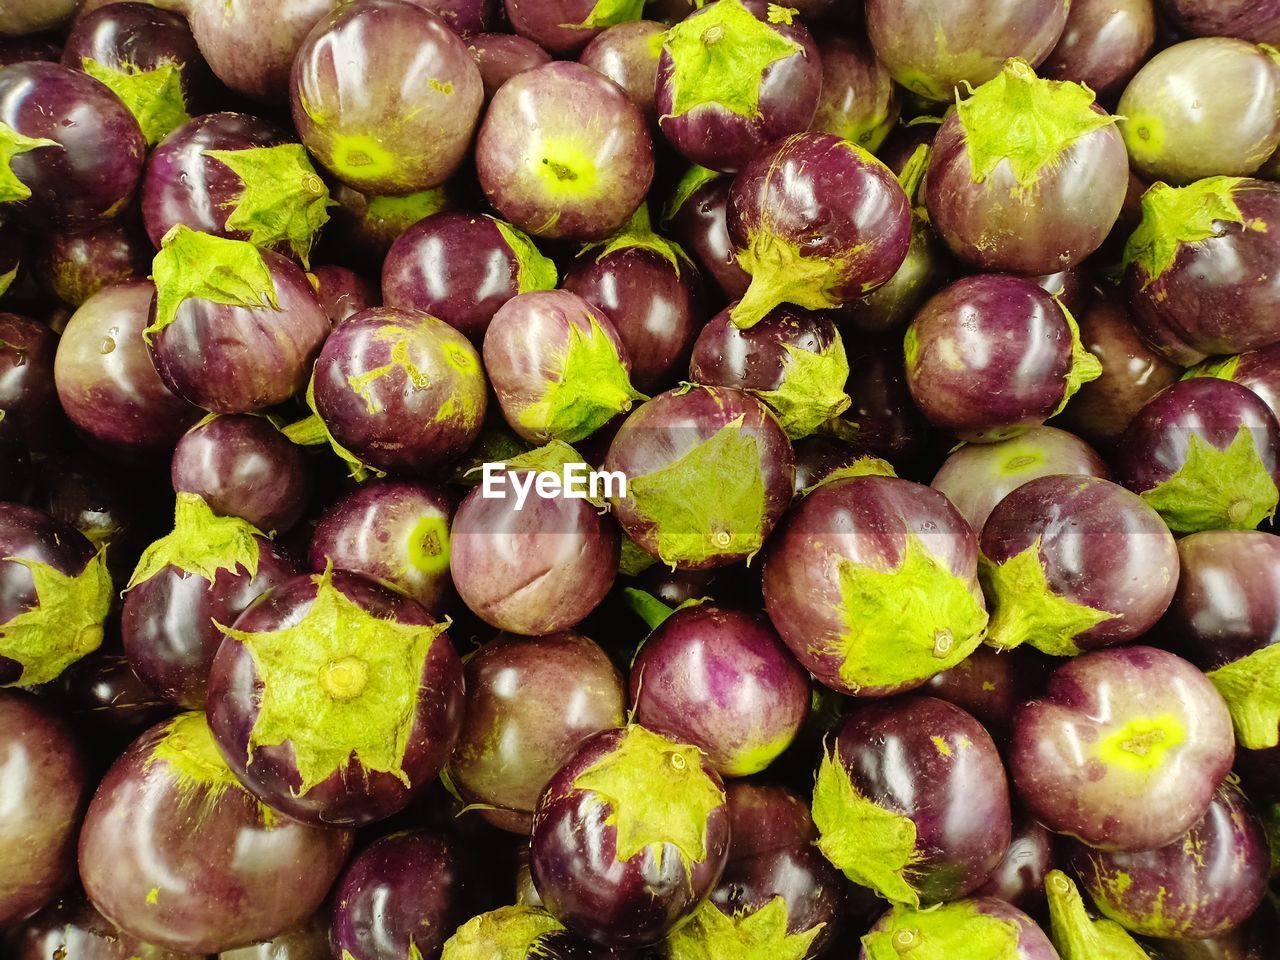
[467,32,552,100]
[974,815,1056,916]
[1188,343,1280,424]
[0,312,59,449]
[858,898,1058,960]
[579,21,664,117]
[39,216,152,308]
[440,905,627,959]
[311,265,377,326]
[1146,909,1280,960]
[837,344,939,472]
[663,166,751,301]
[925,646,1055,742]
[812,33,899,152]
[57,648,176,758]
[1160,0,1280,43]
[409,0,496,38]
[791,435,868,495]
[504,0,643,55]
[1040,0,1157,103]
[329,183,454,266]
[5,893,202,960]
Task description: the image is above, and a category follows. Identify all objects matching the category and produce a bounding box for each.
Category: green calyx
[581,204,692,276]
[570,724,725,869]
[1123,177,1249,286]
[663,165,720,225]
[956,58,1115,190]
[1139,425,1279,533]
[897,144,931,206]
[812,746,923,906]
[661,0,803,121]
[628,414,769,566]
[205,144,332,266]
[732,228,847,329]
[979,539,1117,657]
[0,122,56,203]
[665,897,823,960]
[0,550,110,687]
[1207,643,1280,750]
[282,374,377,482]
[624,587,677,630]
[364,188,451,235]
[491,217,557,294]
[1056,302,1103,414]
[218,564,450,794]
[565,0,645,29]
[501,440,606,507]
[802,457,897,496]
[755,335,852,439]
[620,534,659,576]
[824,531,989,692]
[1185,353,1242,384]
[441,906,564,960]
[128,492,263,589]
[516,313,645,443]
[860,901,1023,960]
[146,711,248,802]
[1046,870,1149,960]
[81,57,189,145]
[148,226,279,341]
[0,262,18,298]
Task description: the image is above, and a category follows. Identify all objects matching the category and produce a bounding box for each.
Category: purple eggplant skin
[792,435,867,495]
[54,280,201,456]
[121,537,298,709]
[859,898,1059,960]
[1039,0,1157,103]
[58,649,177,760]
[931,426,1111,534]
[309,479,454,614]
[1119,40,1280,184]
[206,570,466,827]
[1057,296,1182,448]
[905,274,1089,443]
[171,415,311,533]
[973,814,1056,916]
[330,831,472,960]
[864,0,1069,102]
[408,0,496,39]
[580,21,665,118]
[529,727,731,948]
[811,33,900,153]
[477,61,655,242]
[449,472,620,635]
[383,212,541,344]
[39,216,152,309]
[467,32,552,100]
[328,183,455,268]
[220,914,331,960]
[78,714,354,954]
[290,1,483,195]
[1193,343,1280,423]
[825,697,1013,904]
[503,0,627,55]
[629,606,811,778]
[840,345,939,474]
[655,0,822,174]
[1160,0,1280,44]
[925,647,1055,742]
[1010,645,1235,853]
[311,307,488,473]
[664,169,750,301]
[6,892,203,960]
[0,691,88,929]
[448,631,626,833]
[1065,779,1270,940]
[0,312,60,449]
[0,62,146,229]
[311,265,377,326]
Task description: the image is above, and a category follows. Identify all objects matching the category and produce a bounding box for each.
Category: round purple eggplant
[725,132,911,328]
[791,434,869,496]
[689,305,850,440]
[931,426,1111,533]
[409,0,496,39]
[1160,0,1280,44]
[1040,0,1157,103]
[630,605,810,777]
[1118,39,1280,184]
[979,475,1179,656]
[39,216,152,308]
[763,473,988,696]
[1188,343,1280,423]
[0,312,59,449]
[309,479,453,613]
[449,468,619,634]
[1116,378,1280,533]
[477,61,654,241]
[655,0,821,173]
[905,274,1101,442]
[663,166,751,301]
[579,20,665,117]
[122,493,298,708]
[171,414,311,533]
[447,631,625,832]
[290,1,483,195]
[329,183,454,266]
[529,725,730,947]
[57,648,176,759]
[864,0,1069,101]
[1124,178,1280,364]
[836,343,939,471]
[440,905,625,960]
[383,211,557,344]
[605,385,794,569]
[311,265,377,326]
[6,893,202,960]
[974,814,1057,915]
[1010,645,1235,852]
[859,898,1058,960]
[0,61,146,228]
[467,32,552,100]
[54,280,201,456]
[305,306,487,475]
[925,60,1128,275]
[78,712,353,953]
[815,696,1012,906]
[812,33,899,153]
[0,691,88,928]
[330,831,472,960]
[504,0,645,55]
[925,646,1055,741]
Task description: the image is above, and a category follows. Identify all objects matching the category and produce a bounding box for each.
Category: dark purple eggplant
[329,183,455,266]
[812,33,899,152]
[1040,0,1157,103]
[504,0,646,55]
[579,20,665,118]
[411,0,496,39]
[663,166,750,301]
[5,892,202,960]
[0,312,60,449]
[1160,0,1280,43]
[1188,343,1280,423]
[310,265,377,326]
[39,216,152,308]
[974,815,1057,916]
[925,646,1055,742]
[467,32,552,100]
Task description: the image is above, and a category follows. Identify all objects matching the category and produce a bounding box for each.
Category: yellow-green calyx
[146,711,249,806]
[897,144,930,206]
[281,374,379,482]
[663,164,721,225]
[979,540,1117,656]
[364,187,452,235]
[756,335,852,439]
[665,897,822,960]
[1139,425,1279,533]
[218,565,451,794]
[440,906,564,960]
[491,217,557,293]
[732,226,848,329]
[1124,177,1249,286]
[0,122,55,204]
[825,532,989,692]
[582,203,692,276]
[627,414,769,566]
[803,457,897,496]
[570,725,724,870]
[1207,643,1280,749]
[661,0,802,121]
[1097,714,1185,772]
[205,144,332,265]
[956,59,1115,190]
[564,0,645,29]
[128,492,263,589]
[1056,303,1103,414]
[502,440,605,507]
[860,901,1023,960]
[148,226,279,341]
[1046,870,1149,960]
[81,58,188,145]
[619,533,659,576]
[0,550,110,687]
[1185,353,1242,385]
